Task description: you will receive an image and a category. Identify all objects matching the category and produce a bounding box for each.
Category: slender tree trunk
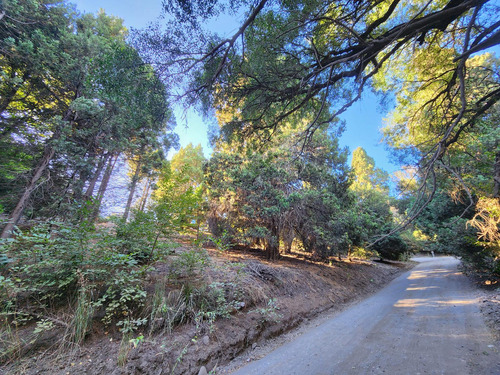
[138,177,151,212]
[84,153,109,200]
[1,147,55,238]
[267,242,280,260]
[72,152,92,201]
[123,154,143,221]
[54,167,78,219]
[0,97,80,237]
[0,77,83,236]
[195,207,202,241]
[266,223,281,260]
[282,227,293,254]
[92,153,119,221]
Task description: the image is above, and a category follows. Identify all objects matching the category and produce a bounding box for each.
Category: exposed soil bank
[477,286,500,342]
[2,252,413,375]
[461,260,500,342]
[221,257,500,375]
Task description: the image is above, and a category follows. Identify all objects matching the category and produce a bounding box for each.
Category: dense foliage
[135,0,499,274]
[0,0,177,237]
[205,119,400,260]
[0,0,499,366]
[138,0,499,163]
[152,143,206,235]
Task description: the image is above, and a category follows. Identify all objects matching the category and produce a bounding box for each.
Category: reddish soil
[2,248,414,375]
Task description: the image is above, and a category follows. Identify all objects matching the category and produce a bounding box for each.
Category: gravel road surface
[231,256,500,375]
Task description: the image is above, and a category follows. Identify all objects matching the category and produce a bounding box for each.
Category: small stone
[198,366,208,375]
[202,335,210,345]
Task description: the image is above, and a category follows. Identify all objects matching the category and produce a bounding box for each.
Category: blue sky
[75,0,398,174]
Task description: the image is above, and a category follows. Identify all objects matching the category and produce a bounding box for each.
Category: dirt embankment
[461,263,500,342]
[4,251,413,375]
[221,257,500,375]
[478,287,500,341]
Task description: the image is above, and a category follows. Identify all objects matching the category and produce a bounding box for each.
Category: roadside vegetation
[0,0,499,373]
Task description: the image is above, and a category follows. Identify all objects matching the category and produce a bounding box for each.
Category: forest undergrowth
[0,217,411,375]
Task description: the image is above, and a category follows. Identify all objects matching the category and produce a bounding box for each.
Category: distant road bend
[232,257,500,375]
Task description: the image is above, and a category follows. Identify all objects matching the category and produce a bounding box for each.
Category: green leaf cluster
[0,1,177,227]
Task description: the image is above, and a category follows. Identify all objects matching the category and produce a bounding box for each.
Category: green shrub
[350,246,377,259]
[209,229,232,252]
[371,231,409,261]
[170,249,209,278]
[0,221,152,351]
[251,298,282,324]
[0,217,248,361]
[189,282,243,333]
[113,210,173,263]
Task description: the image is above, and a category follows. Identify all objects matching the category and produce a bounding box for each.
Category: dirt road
[231,257,499,375]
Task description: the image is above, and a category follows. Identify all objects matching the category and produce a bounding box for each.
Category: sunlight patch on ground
[406,286,440,291]
[394,298,476,308]
[407,269,456,280]
[394,298,428,307]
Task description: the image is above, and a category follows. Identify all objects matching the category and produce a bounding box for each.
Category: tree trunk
[91,153,119,221]
[84,153,109,200]
[72,152,92,201]
[138,177,151,212]
[54,167,78,219]
[267,243,280,260]
[266,223,281,260]
[1,146,55,238]
[0,80,82,236]
[282,227,293,254]
[123,154,143,221]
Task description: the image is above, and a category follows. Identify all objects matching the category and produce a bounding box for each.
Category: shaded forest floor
[2,243,414,375]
